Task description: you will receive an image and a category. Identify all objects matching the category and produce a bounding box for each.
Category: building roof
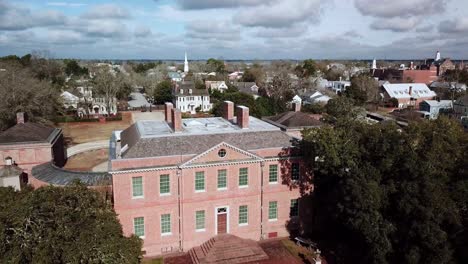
[0,165,23,178]
[429,81,467,90]
[382,83,436,99]
[232,82,259,95]
[118,116,293,159]
[263,111,323,130]
[422,100,453,108]
[0,122,60,145]
[174,81,209,96]
[32,162,111,186]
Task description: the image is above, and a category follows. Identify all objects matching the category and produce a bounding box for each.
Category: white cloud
[186,20,241,41]
[355,0,450,18]
[370,17,421,32]
[81,4,131,19]
[0,1,67,31]
[175,0,273,10]
[439,18,468,34]
[47,2,87,7]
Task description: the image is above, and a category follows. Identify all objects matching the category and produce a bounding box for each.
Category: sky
[0,0,468,60]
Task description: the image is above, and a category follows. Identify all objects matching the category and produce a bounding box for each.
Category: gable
[181,142,262,167]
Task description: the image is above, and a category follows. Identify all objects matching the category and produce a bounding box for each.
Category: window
[269,164,278,183]
[239,168,248,187]
[133,217,145,237]
[239,205,248,225]
[195,172,205,192]
[161,214,171,235]
[290,199,299,217]
[218,148,227,158]
[291,163,300,181]
[132,176,143,198]
[268,201,278,221]
[217,169,227,189]
[160,174,170,195]
[195,210,205,231]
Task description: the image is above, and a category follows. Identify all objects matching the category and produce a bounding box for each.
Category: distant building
[0,113,66,187]
[454,94,468,117]
[419,100,453,119]
[205,81,228,92]
[429,81,467,91]
[174,81,212,114]
[109,102,303,257]
[381,83,436,109]
[168,72,182,82]
[61,91,80,109]
[328,80,350,93]
[232,82,260,98]
[302,91,331,105]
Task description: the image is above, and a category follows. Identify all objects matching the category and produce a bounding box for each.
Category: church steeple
[184,52,189,73]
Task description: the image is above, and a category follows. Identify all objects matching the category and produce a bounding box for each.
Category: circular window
[218,149,227,158]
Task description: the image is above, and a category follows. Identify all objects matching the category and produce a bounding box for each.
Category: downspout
[177,166,183,252]
[260,161,265,239]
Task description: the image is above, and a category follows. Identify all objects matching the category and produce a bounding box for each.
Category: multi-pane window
[239,168,248,187]
[161,214,171,235]
[291,163,300,181]
[133,217,145,237]
[195,172,205,192]
[269,164,278,183]
[268,201,278,220]
[290,199,299,217]
[239,205,248,225]
[196,210,205,230]
[160,174,170,195]
[132,176,143,197]
[217,169,227,189]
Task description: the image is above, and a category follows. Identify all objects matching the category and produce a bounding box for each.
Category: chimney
[171,108,182,132]
[223,101,234,120]
[236,105,249,129]
[409,86,412,96]
[164,102,173,123]
[16,112,26,124]
[292,102,301,112]
[4,157,13,166]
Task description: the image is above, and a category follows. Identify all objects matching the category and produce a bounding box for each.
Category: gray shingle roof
[32,163,111,186]
[121,131,294,159]
[0,123,59,144]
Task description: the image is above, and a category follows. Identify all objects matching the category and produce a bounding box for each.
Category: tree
[242,65,265,84]
[153,80,173,104]
[300,118,468,263]
[295,59,317,79]
[0,184,142,263]
[345,73,379,104]
[0,61,62,131]
[264,72,294,114]
[94,68,123,114]
[64,59,89,77]
[206,58,225,74]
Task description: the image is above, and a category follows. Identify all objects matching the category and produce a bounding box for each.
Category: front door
[217,207,228,234]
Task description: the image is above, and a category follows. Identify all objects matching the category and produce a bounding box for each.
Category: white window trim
[269,181,278,185]
[239,223,248,226]
[131,177,144,199]
[132,195,144,199]
[161,232,172,237]
[239,184,248,188]
[196,228,206,232]
[160,192,171,197]
[195,189,206,193]
[217,187,228,191]
[268,218,278,222]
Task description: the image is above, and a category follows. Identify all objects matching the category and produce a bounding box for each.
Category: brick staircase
[189,234,268,264]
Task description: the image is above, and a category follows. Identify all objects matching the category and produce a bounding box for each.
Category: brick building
[0,113,66,188]
[110,101,304,257]
[381,83,436,109]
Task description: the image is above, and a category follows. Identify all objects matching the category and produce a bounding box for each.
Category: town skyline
[1,0,468,60]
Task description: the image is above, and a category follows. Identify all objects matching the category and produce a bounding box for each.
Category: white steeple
[184,52,189,73]
[435,50,441,61]
[372,59,377,70]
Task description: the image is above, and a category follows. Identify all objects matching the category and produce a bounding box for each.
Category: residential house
[291,95,302,104]
[168,72,182,82]
[228,71,243,81]
[109,102,304,257]
[429,81,467,92]
[205,81,228,92]
[61,91,80,109]
[0,113,66,187]
[232,82,260,99]
[419,100,453,119]
[174,81,212,114]
[302,91,331,105]
[381,83,436,109]
[328,80,350,93]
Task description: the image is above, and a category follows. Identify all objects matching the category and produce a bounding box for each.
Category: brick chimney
[16,112,26,124]
[165,102,173,123]
[292,102,301,112]
[171,108,182,132]
[223,101,234,121]
[236,106,249,129]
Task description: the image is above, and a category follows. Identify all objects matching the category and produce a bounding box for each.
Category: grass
[282,239,317,264]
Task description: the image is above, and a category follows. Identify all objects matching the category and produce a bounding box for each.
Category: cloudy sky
[0,0,467,60]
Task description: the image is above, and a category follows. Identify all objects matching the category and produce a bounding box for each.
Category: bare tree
[94,68,122,115]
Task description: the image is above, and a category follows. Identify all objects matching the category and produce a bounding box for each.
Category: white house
[206,81,228,92]
[232,82,260,98]
[174,82,212,114]
[61,91,80,109]
[328,81,351,93]
[303,91,331,105]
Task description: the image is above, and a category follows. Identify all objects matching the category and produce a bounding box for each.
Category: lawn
[63,149,108,171]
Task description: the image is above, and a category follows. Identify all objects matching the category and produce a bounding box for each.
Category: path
[128,92,152,108]
[67,140,108,158]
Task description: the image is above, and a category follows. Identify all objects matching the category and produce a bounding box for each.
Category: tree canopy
[0,184,142,263]
[153,80,173,104]
[64,59,89,77]
[300,116,468,264]
[206,58,225,74]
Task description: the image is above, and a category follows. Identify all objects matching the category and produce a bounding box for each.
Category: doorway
[216,206,228,234]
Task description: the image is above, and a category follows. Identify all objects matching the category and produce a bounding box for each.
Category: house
[263,102,323,138]
[454,94,468,117]
[429,81,467,91]
[328,81,350,93]
[381,83,436,109]
[174,81,212,114]
[205,81,228,92]
[302,91,331,105]
[61,91,80,109]
[168,72,182,82]
[109,102,304,257]
[291,95,302,104]
[0,113,66,187]
[418,100,453,119]
[232,82,260,98]
[228,71,243,81]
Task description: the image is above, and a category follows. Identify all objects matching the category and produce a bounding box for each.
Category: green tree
[345,73,379,104]
[153,80,173,104]
[206,58,225,74]
[0,184,142,263]
[64,59,89,77]
[295,59,317,79]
